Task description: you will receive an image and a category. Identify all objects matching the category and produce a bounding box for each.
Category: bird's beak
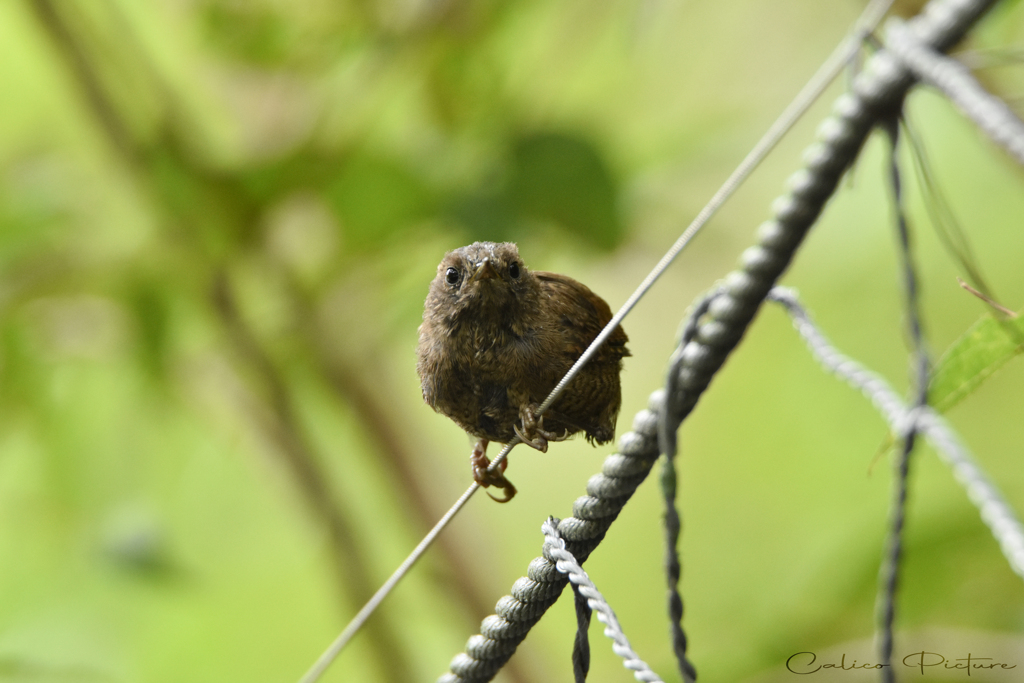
[469,258,498,283]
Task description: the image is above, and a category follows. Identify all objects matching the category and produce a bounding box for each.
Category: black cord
[659,291,722,683]
[571,583,592,683]
[876,115,931,683]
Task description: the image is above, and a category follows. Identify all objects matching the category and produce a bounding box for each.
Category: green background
[0,1,1022,681]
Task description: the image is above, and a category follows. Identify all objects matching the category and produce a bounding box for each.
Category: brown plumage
[416,241,629,501]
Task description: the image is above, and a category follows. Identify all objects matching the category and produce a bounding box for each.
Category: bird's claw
[514,423,549,452]
[470,441,517,503]
[515,406,570,453]
[484,481,517,503]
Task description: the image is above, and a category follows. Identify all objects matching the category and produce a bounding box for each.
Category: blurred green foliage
[930,311,1024,412]
[1,1,1023,682]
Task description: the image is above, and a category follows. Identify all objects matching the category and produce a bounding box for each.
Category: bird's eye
[508,262,520,279]
[445,267,461,286]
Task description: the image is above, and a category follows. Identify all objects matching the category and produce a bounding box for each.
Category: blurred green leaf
[123,277,170,381]
[0,316,43,412]
[930,312,1024,412]
[201,3,293,66]
[449,189,514,243]
[0,168,67,267]
[148,146,258,255]
[241,151,337,202]
[451,131,625,248]
[323,152,435,250]
[245,149,440,252]
[508,131,623,250]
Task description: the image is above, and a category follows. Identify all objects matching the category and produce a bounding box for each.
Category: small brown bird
[416,241,629,502]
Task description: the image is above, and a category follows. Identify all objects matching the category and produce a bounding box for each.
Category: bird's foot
[514,405,570,453]
[470,439,516,503]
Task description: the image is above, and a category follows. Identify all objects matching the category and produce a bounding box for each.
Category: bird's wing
[534,271,630,361]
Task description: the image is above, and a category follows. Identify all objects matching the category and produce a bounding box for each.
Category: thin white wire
[533,0,896,420]
[542,519,664,683]
[297,482,482,683]
[296,3,895,681]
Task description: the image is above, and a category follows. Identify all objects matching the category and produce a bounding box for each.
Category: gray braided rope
[541,518,664,683]
[768,286,1024,581]
[885,18,1024,168]
[437,1,999,680]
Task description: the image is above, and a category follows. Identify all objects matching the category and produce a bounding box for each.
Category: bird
[416,241,629,502]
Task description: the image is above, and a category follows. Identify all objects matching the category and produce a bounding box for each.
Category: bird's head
[426,241,537,322]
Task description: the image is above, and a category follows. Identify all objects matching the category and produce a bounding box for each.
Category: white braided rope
[768,286,1024,580]
[541,518,664,683]
[885,18,1024,168]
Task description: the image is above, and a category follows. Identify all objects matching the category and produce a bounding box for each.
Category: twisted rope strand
[877,117,930,682]
[542,518,665,683]
[768,287,1024,582]
[885,18,1024,168]
[659,289,723,683]
[438,394,665,683]
[571,582,593,683]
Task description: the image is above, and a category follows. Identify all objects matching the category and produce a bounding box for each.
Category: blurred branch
[29,3,541,680]
[28,0,138,162]
[26,3,414,679]
[210,270,414,683]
